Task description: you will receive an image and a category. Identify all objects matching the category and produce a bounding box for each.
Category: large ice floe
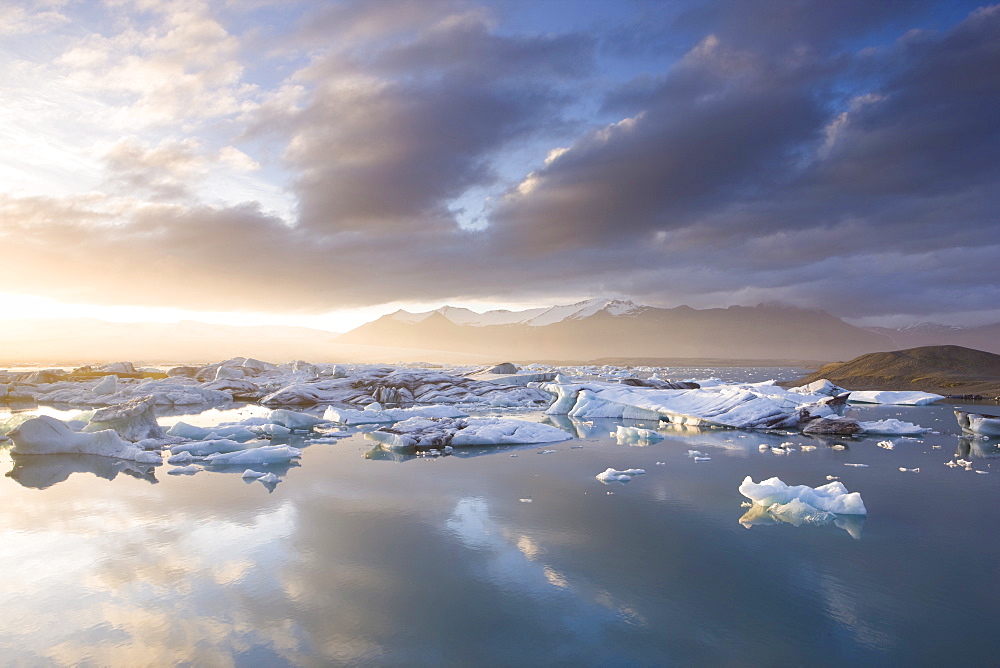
[8,416,162,464]
[533,379,853,431]
[955,411,1000,438]
[366,417,572,450]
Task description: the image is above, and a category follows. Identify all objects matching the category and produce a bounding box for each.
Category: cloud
[0,0,997,323]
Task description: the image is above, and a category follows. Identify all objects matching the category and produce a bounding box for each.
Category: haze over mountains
[338,298,893,362]
[3,298,998,365]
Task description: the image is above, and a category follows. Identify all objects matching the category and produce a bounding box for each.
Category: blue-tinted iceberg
[8,416,162,464]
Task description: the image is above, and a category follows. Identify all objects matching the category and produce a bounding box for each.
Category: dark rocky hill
[781,345,1000,398]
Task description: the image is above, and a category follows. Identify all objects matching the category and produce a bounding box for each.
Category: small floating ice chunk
[826,475,840,480]
[693,456,711,462]
[801,445,817,452]
[249,423,292,437]
[519,498,533,503]
[167,465,200,475]
[687,450,704,458]
[739,475,866,515]
[615,425,664,445]
[258,472,281,484]
[596,468,646,484]
[899,467,920,473]
[167,451,198,465]
[877,441,895,450]
[844,463,869,467]
[758,444,769,452]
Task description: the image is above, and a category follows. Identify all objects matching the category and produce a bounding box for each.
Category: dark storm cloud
[279,2,591,232]
[482,3,1000,320]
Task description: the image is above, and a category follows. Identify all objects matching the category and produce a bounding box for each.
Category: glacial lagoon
[1,366,999,665]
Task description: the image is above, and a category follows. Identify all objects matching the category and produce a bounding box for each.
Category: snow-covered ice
[847,390,943,405]
[739,476,867,515]
[596,468,646,483]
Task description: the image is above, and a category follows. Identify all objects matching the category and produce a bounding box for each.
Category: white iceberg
[739,475,867,515]
[596,468,646,483]
[858,419,930,436]
[366,417,572,450]
[202,445,302,466]
[268,408,327,431]
[170,438,250,457]
[8,416,162,464]
[535,380,846,430]
[955,411,1000,438]
[847,390,943,405]
[82,397,165,441]
[166,421,257,442]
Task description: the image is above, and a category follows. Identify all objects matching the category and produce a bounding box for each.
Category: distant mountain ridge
[341,299,893,361]
[390,298,643,327]
[866,322,1000,355]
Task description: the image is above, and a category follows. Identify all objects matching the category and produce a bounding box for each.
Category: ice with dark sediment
[366,416,572,450]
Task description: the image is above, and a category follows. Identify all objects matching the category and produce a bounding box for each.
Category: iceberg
[202,445,302,466]
[170,439,250,457]
[82,397,165,441]
[847,390,943,405]
[535,380,847,430]
[166,421,257,442]
[739,476,867,515]
[322,404,469,425]
[955,411,1000,438]
[8,416,162,464]
[268,408,328,431]
[367,417,572,450]
[596,468,646,483]
[858,419,930,436]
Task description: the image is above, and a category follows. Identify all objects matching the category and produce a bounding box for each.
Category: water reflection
[738,503,865,539]
[7,453,158,489]
[956,436,1000,459]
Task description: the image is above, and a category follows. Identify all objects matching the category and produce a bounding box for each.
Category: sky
[1,0,998,332]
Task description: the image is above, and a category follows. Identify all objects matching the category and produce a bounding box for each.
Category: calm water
[2,373,1000,665]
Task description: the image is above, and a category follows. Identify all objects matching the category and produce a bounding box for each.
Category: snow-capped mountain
[866,322,1000,354]
[389,298,643,328]
[343,299,893,361]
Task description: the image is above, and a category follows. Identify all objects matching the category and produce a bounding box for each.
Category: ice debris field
[1,357,996,501]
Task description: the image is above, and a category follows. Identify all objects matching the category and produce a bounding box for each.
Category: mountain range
[4,299,996,366]
[337,298,894,362]
[865,322,1000,355]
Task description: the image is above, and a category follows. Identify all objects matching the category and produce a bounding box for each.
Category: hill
[780,345,1000,397]
[866,323,1000,355]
